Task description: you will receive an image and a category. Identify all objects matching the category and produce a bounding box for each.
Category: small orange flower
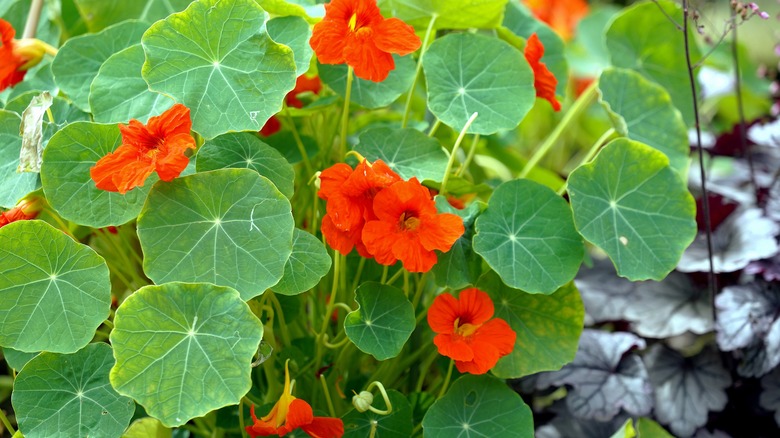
[361,178,464,272]
[0,199,40,229]
[246,361,344,438]
[0,19,27,91]
[523,0,589,41]
[310,0,421,82]
[90,103,196,194]
[318,159,401,257]
[524,33,561,112]
[428,288,516,375]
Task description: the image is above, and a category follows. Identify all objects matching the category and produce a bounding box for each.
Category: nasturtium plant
[1,0,773,435]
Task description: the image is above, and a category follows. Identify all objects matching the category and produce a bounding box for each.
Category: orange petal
[373,17,421,56]
[524,33,561,111]
[154,132,195,181]
[454,342,500,375]
[322,213,363,256]
[361,219,398,266]
[391,233,437,273]
[476,318,517,355]
[318,163,353,200]
[147,103,193,138]
[283,398,316,433]
[301,416,345,438]
[310,14,349,65]
[456,289,495,326]
[434,333,474,362]
[343,31,396,82]
[259,116,281,136]
[428,293,461,334]
[90,145,154,194]
[417,212,464,253]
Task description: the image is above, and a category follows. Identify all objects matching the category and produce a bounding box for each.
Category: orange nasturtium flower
[0,19,30,91]
[318,159,401,257]
[246,361,344,438]
[361,178,464,273]
[524,33,561,111]
[90,103,196,194]
[0,199,41,229]
[428,288,517,374]
[310,0,422,82]
[523,0,589,41]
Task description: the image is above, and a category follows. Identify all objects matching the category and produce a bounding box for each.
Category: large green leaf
[141,0,297,139]
[90,44,174,124]
[473,179,583,294]
[422,33,535,135]
[319,54,416,109]
[272,229,332,296]
[422,374,533,437]
[40,121,154,227]
[567,138,696,281]
[12,344,135,438]
[605,1,701,125]
[354,127,448,182]
[478,271,584,378]
[344,282,415,361]
[1,347,38,371]
[342,390,412,438]
[0,110,38,208]
[0,221,110,353]
[110,282,263,427]
[51,20,149,111]
[72,0,193,31]
[256,0,323,22]
[196,132,295,199]
[385,0,509,29]
[502,2,568,95]
[267,16,313,76]
[137,169,294,301]
[598,67,689,174]
[431,198,483,290]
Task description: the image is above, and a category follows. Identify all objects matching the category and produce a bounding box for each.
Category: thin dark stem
[651,0,683,30]
[731,18,759,204]
[682,0,717,300]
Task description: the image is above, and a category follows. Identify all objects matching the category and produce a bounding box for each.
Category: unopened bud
[13,39,50,70]
[352,391,374,412]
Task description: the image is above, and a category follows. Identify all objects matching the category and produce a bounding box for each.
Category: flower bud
[13,38,49,70]
[352,390,374,413]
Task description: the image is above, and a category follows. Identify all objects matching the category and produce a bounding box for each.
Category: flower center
[453,318,479,337]
[348,13,358,31]
[399,211,420,231]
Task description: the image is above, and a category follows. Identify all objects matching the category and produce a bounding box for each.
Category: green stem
[411,272,428,310]
[385,268,404,286]
[350,257,366,293]
[437,359,454,399]
[428,119,441,137]
[0,408,16,436]
[319,374,337,417]
[440,112,478,196]
[284,108,313,175]
[456,134,480,177]
[558,127,616,196]
[268,292,292,347]
[380,265,389,284]
[239,398,248,438]
[519,80,599,178]
[401,15,438,128]
[339,66,354,159]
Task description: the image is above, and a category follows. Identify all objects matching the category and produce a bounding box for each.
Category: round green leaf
[473,179,584,294]
[51,20,149,111]
[141,0,297,139]
[71,0,192,32]
[354,127,448,182]
[110,282,264,427]
[12,344,135,438]
[90,44,174,124]
[386,0,509,29]
[319,54,416,109]
[256,0,323,22]
[567,138,697,281]
[502,2,569,95]
[0,110,38,208]
[598,67,689,175]
[478,271,584,378]
[342,390,412,438]
[1,347,38,371]
[344,282,415,361]
[0,221,110,353]
[422,33,535,135]
[122,417,172,438]
[41,121,154,227]
[196,132,295,199]
[137,169,294,301]
[422,374,533,437]
[267,16,313,76]
[272,229,332,296]
[605,1,701,125]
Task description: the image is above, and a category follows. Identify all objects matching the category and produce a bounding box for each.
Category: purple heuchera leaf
[645,345,731,437]
[574,258,635,325]
[746,254,780,281]
[760,366,780,427]
[716,281,780,377]
[747,117,780,149]
[678,208,779,273]
[536,330,652,421]
[535,400,630,438]
[624,271,713,338]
